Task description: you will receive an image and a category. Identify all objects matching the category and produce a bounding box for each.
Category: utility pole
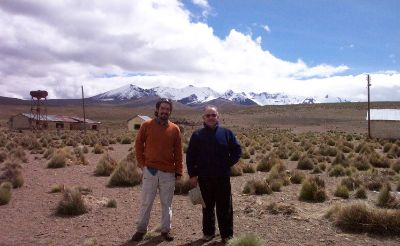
[82,85,86,134]
[367,74,371,139]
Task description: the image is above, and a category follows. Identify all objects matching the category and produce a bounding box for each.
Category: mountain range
[90,84,351,106]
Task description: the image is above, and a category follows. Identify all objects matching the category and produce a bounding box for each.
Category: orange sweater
[135,119,183,175]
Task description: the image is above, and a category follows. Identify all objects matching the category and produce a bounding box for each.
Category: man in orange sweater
[131,98,183,242]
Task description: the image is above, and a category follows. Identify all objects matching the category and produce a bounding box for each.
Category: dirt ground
[1,141,400,246]
[1,102,400,245]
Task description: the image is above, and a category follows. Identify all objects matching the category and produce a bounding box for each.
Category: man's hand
[190,176,198,187]
[175,175,182,181]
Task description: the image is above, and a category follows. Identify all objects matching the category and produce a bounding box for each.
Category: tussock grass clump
[383,143,392,153]
[377,183,400,209]
[0,151,7,163]
[387,145,400,159]
[355,142,374,154]
[0,162,24,188]
[299,176,326,202]
[334,185,350,199]
[230,163,243,177]
[352,155,371,171]
[329,165,345,177]
[340,177,359,191]
[92,144,104,154]
[9,147,27,163]
[95,153,117,176]
[326,202,400,235]
[269,179,283,192]
[121,137,132,144]
[266,202,296,215]
[289,151,302,161]
[256,153,282,172]
[0,181,12,205]
[243,179,272,195]
[174,175,192,195]
[43,147,55,159]
[226,234,264,246]
[332,151,349,167]
[242,163,256,173]
[47,150,67,168]
[106,199,117,208]
[108,153,142,187]
[50,184,64,193]
[354,186,367,199]
[391,160,400,173]
[297,156,314,170]
[56,188,88,216]
[290,170,305,184]
[369,152,391,168]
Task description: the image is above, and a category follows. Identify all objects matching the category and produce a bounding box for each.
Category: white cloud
[0,0,398,102]
[263,24,271,32]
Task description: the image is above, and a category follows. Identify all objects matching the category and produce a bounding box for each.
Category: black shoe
[161,232,174,241]
[131,232,145,242]
[201,234,215,241]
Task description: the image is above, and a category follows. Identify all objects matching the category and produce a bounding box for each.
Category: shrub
[391,160,400,173]
[290,170,305,184]
[387,145,400,159]
[108,154,142,187]
[290,151,301,161]
[270,179,283,192]
[0,162,24,188]
[226,234,264,246]
[326,202,400,235]
[352,155,371,171]
[266,202,296,215]
[121,137,132,144]
[256,153,282,172]
[377,183,399,208]
[334,185,350,199]
[0,182,12,205]
[47,150,67,168]
[0,151,7,163]
[369,152,390,168]
[106,199,117,208]
[340,177,359,191]
[50,184,64,193]
[383,143,392,153]
[56,188,87,216]
[9,147,27,163]
[95,153,117,176]
[230,163,243,177]
[43,147,55,159]
[174,175,192,195]
[297,156,314,170]
[92,144,104,154]
[329,165,345,177]
[354,186,367,199]
[299,176,326,202]
[242,163,256,173]
[243,179,272,195]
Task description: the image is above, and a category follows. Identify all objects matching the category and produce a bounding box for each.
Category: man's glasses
[205,114,217,118]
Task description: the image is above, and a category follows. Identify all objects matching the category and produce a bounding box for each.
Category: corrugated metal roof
[21,113,100,123]
[138,115,152,121]
[367,109,400,121]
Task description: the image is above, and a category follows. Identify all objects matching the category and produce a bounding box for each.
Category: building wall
[127,117,145,131]
[9,115,31,129]
[371,121,400,139]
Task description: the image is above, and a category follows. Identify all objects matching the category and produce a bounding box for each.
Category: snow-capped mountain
[90,84,351,106]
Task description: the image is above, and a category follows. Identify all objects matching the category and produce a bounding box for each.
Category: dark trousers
[198,176,233,238]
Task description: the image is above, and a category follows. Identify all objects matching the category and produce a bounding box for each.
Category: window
[134,124,141,130]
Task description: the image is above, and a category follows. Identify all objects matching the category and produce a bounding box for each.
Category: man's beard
[158,112,169,121]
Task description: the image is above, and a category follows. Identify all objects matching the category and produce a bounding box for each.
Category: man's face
[157,102,171,120]
[203,107,219,128]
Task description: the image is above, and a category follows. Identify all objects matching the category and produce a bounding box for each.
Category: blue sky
[0,0,399,101]
[186,0,399,74]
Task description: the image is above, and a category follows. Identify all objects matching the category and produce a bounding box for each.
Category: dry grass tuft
[326,202,400,235]
[299,176,326,202]
[243,179,272,195]
[266,202,296,215]
[256,153,282,172]
[334,184,350,199]
[290,170,305,184]
[56,188,88,216]
[108,153,142,187]
[0,162,24,188]
[226,234,264,246]
[0,181,12,205]
[174,175,192,195]
[95,153,117,176]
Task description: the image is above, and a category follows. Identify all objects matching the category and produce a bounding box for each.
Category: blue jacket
[186,124,242,177]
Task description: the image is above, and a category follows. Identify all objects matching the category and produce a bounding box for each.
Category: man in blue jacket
[186,105,242,244]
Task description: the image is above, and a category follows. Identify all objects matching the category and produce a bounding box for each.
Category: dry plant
[108,152,142,187]
[226,234,264,246]
[0,181,12,205]
[95,153,117,176]
[299,176,326,202]
[256,153,282,172]
[377,183,400,209]
[47,149,68,168]
[334,184,350,199]
[56,188,88,216]
[266,202,296,215]
[0,161,24,188]
[297,155,314,170]
[0,151,7,163]
[242,163,256,173]
[106,199,117,208]
[174,175,192,195]
[326,202,400,235]
[354,186,367,199]
[290,170,305,184]
[243,179,272,195]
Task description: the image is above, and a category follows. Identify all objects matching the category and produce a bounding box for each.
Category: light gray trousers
[136,166,176,233]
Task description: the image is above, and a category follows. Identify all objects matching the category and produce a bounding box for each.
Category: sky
[0,0,399,101]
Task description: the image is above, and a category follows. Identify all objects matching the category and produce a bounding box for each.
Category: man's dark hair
[155,98,173,117]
